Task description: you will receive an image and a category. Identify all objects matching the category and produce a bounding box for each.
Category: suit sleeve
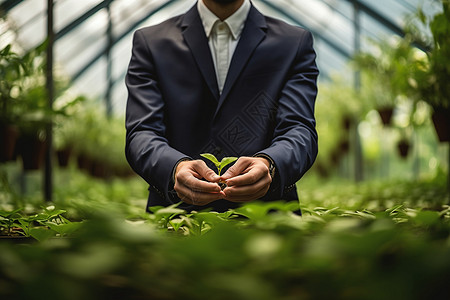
[258,30,319,198]
[125,30,188,201]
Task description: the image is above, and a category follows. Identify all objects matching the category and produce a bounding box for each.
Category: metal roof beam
[55,0,114,41]
[259,0,351,59]
[71,0,334,84]
[71,0,180,83]
[347,0,404,37]
[0,0,25,14]
[347,0,428,51]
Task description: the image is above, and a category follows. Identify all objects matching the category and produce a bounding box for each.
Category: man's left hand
[220,157,272,202]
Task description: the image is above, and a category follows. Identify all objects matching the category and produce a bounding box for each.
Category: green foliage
[0,42,78,136]
[0,44,29,124]
[0,199,449,299]
[352,35,422,110]
[49,169,146,220]
[0,205,80,241]
[314,81,361,168]
[201,153,237,176]
[0,169,449,299]
[53,104,132,177]
[411,0,450,109]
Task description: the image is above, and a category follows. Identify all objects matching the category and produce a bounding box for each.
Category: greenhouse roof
[0,0,442,115]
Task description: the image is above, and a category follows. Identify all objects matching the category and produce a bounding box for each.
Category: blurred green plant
[0,44,29,125]
[0,42,72,131]
[0,164,449,299]
[352,34,422,121]
[54,104,133,178]
[314,80,363,172]
[0,191,448,300]
[410,0,450,110]
[0,42,85,169]
[0,205,81,241]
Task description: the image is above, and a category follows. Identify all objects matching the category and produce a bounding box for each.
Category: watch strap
[254,154,276,179]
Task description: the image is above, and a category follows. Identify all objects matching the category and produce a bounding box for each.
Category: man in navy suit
[125,0,319,212]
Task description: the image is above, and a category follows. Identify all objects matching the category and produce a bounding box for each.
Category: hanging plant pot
[116,165,135,178]
[77,154,92,172]
[90,160,111,179]
[17,133,47,171]
[56,146,73,167]
[314,162,329,178]
[330,150,341,166]
[397,139,411,159]
[341,115,352,132]
[431,107,450,142]
[339,139,350,154]
[377,106,394,126]
[0,124,19,162]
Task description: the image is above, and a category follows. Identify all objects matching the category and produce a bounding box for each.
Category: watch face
[267,161,275,179]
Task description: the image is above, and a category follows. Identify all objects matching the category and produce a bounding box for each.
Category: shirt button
[218,24,225,31]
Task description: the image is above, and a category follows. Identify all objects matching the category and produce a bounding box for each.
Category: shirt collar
[197,0,251,40]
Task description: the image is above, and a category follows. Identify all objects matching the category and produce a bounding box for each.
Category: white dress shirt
[197,0,251,94]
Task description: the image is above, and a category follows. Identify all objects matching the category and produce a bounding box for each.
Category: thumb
[195,161,220,182]
[220,158,246,180]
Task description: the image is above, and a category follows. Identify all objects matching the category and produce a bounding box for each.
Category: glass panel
[6,0,46,49]
[2,0,442,114]
[55,0,100,31]
[55,9,107,77]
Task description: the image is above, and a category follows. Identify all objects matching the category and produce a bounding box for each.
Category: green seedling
[200,153,237,176]
[201,153,237,190]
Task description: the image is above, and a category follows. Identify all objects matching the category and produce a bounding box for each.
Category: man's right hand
[174,160,225,206]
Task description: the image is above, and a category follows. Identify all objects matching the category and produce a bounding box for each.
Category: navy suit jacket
[125,3,319,212]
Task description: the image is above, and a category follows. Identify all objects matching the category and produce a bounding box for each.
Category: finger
[223,183,269,202]
[223,176,270,200]
[178,172,221,193]
[225,166,269,187]
[176,183,225,205]
[178,191,225,206]
[220,157,251,180]
[193,160,220,182]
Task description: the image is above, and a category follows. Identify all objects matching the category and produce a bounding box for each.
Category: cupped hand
[174,159,225,206]
[220,157,272,202]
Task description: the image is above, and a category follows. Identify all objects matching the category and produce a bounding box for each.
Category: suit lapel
[215,6,268,116]
[181,6,220,101]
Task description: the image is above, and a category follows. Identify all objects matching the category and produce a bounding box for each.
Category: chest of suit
[141,15,301,158]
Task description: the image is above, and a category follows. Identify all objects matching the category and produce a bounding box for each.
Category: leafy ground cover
[0,168,449,300]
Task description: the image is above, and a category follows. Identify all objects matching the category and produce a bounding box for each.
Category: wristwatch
[255,154,276,179]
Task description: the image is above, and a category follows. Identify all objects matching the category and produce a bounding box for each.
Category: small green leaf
[0,208,24,218]
[18,219,31,235]
[0,44,11,56]
[200,153,220,167]
[169,218,185,231]
[220,157,238,170]
[413,210,440,226]
[45,222,83,235]
[30,228,56,242]
[154,203,186,217]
